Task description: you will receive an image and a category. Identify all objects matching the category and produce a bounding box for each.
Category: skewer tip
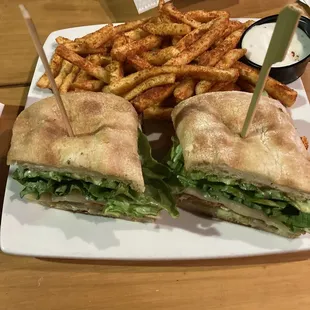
[19,4,31,19]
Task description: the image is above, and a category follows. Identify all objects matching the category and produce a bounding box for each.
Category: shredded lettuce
[13,131,179,219]
[167,137,310,231]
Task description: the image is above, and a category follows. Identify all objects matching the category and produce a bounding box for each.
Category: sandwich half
[7,92,178,221]
[168,91,310,238]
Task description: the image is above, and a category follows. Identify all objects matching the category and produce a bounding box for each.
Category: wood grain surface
[0,0,310,309]
[0,251,310,310]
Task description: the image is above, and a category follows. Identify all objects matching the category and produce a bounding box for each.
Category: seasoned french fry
[114,19,149,34]
[213,19,253,48]
[195,81,209,95]
[101,40,113,49]
[233,61,297,107]
[162,3,201,28]
[74,70,90,84]
[209,82,241,92]
[124,28,148,41]
[102,85,111,93]
[106,61,124,84]
[236,78,256,93]
[84,24,114,49]
[107,65,238,95]
[158,0,165,10]
[198,28,246,66]
[143,106,173,120]
[208,82,226,93]
[148,16,162,24]
[54,60,73,88]
[175,20,214,51]
[112,35,162,62]
[173,78,196,103]
[36,53,63,88]
[142,23,192,36]
[159,12,176,23]
[59,65,80,93]
[62,42,108,55]
[80,54,111,66]
[50,53,63,77]
[301,136,309,150]
[124,73,176,101]
[185,10,230,22]
[55,45,109,83]
[215,48,247,69]
[208,74,239,92]
[195,48,246,94]
[76,31,93,42]
[56,36,72,44]
[72,80,105,92]
[114,35,132,48]
[244,20,255,28]
[132,84,176,112]
[76,29,113,46]
[127,55,152,71]
[172,35,182,46]
[111,35,132,59]
[142,46,179,65]
[165,17,229,65]
[213,20,243,46]
[74,54,107,84]
[95,55,112,66]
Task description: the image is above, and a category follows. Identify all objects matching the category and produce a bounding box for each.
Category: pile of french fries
[37,0,298,119]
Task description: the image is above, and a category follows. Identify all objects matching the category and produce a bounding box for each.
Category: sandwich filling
[168,138,310,236]
[13,131,178,220]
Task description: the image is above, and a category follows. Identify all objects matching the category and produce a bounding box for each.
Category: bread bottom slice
[177,194,302,238]
[25,194,156,223]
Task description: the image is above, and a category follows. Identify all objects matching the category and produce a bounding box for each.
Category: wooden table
[1,1,310,309]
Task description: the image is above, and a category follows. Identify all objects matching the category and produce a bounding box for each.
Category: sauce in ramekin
[242,22,310,67]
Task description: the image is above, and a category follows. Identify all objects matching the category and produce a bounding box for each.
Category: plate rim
[2,19,310,260]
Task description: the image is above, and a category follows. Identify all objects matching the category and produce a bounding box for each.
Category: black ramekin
[238,15,310,84]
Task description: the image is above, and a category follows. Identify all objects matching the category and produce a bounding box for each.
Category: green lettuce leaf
[138,130,178,217]
[13,131,179,219]
[138,129,172,180]
[167,138,310,230]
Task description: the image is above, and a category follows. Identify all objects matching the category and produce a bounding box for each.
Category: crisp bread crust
[172,91,310,199]
[7,92,145,193]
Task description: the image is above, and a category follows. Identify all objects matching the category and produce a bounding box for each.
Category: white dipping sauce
[242,22,310,67]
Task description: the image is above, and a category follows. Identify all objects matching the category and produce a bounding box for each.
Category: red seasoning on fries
[165,17,229,65]
[55,45,109,83]
[185,10,230,22]
[36,0,298,120]
[173,78,196,103]
[84,24,114,49]
[141,23,192,36]
[161,3,201,28]
[112,35,162,62]
[196,48,246,94]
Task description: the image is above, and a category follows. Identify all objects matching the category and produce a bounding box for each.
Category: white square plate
[2,21,310,260]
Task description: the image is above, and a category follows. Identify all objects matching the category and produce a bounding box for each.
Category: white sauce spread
[242,22,310,67]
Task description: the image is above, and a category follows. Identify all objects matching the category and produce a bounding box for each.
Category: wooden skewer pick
[241,5,302,138]
[19,4,75,137]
